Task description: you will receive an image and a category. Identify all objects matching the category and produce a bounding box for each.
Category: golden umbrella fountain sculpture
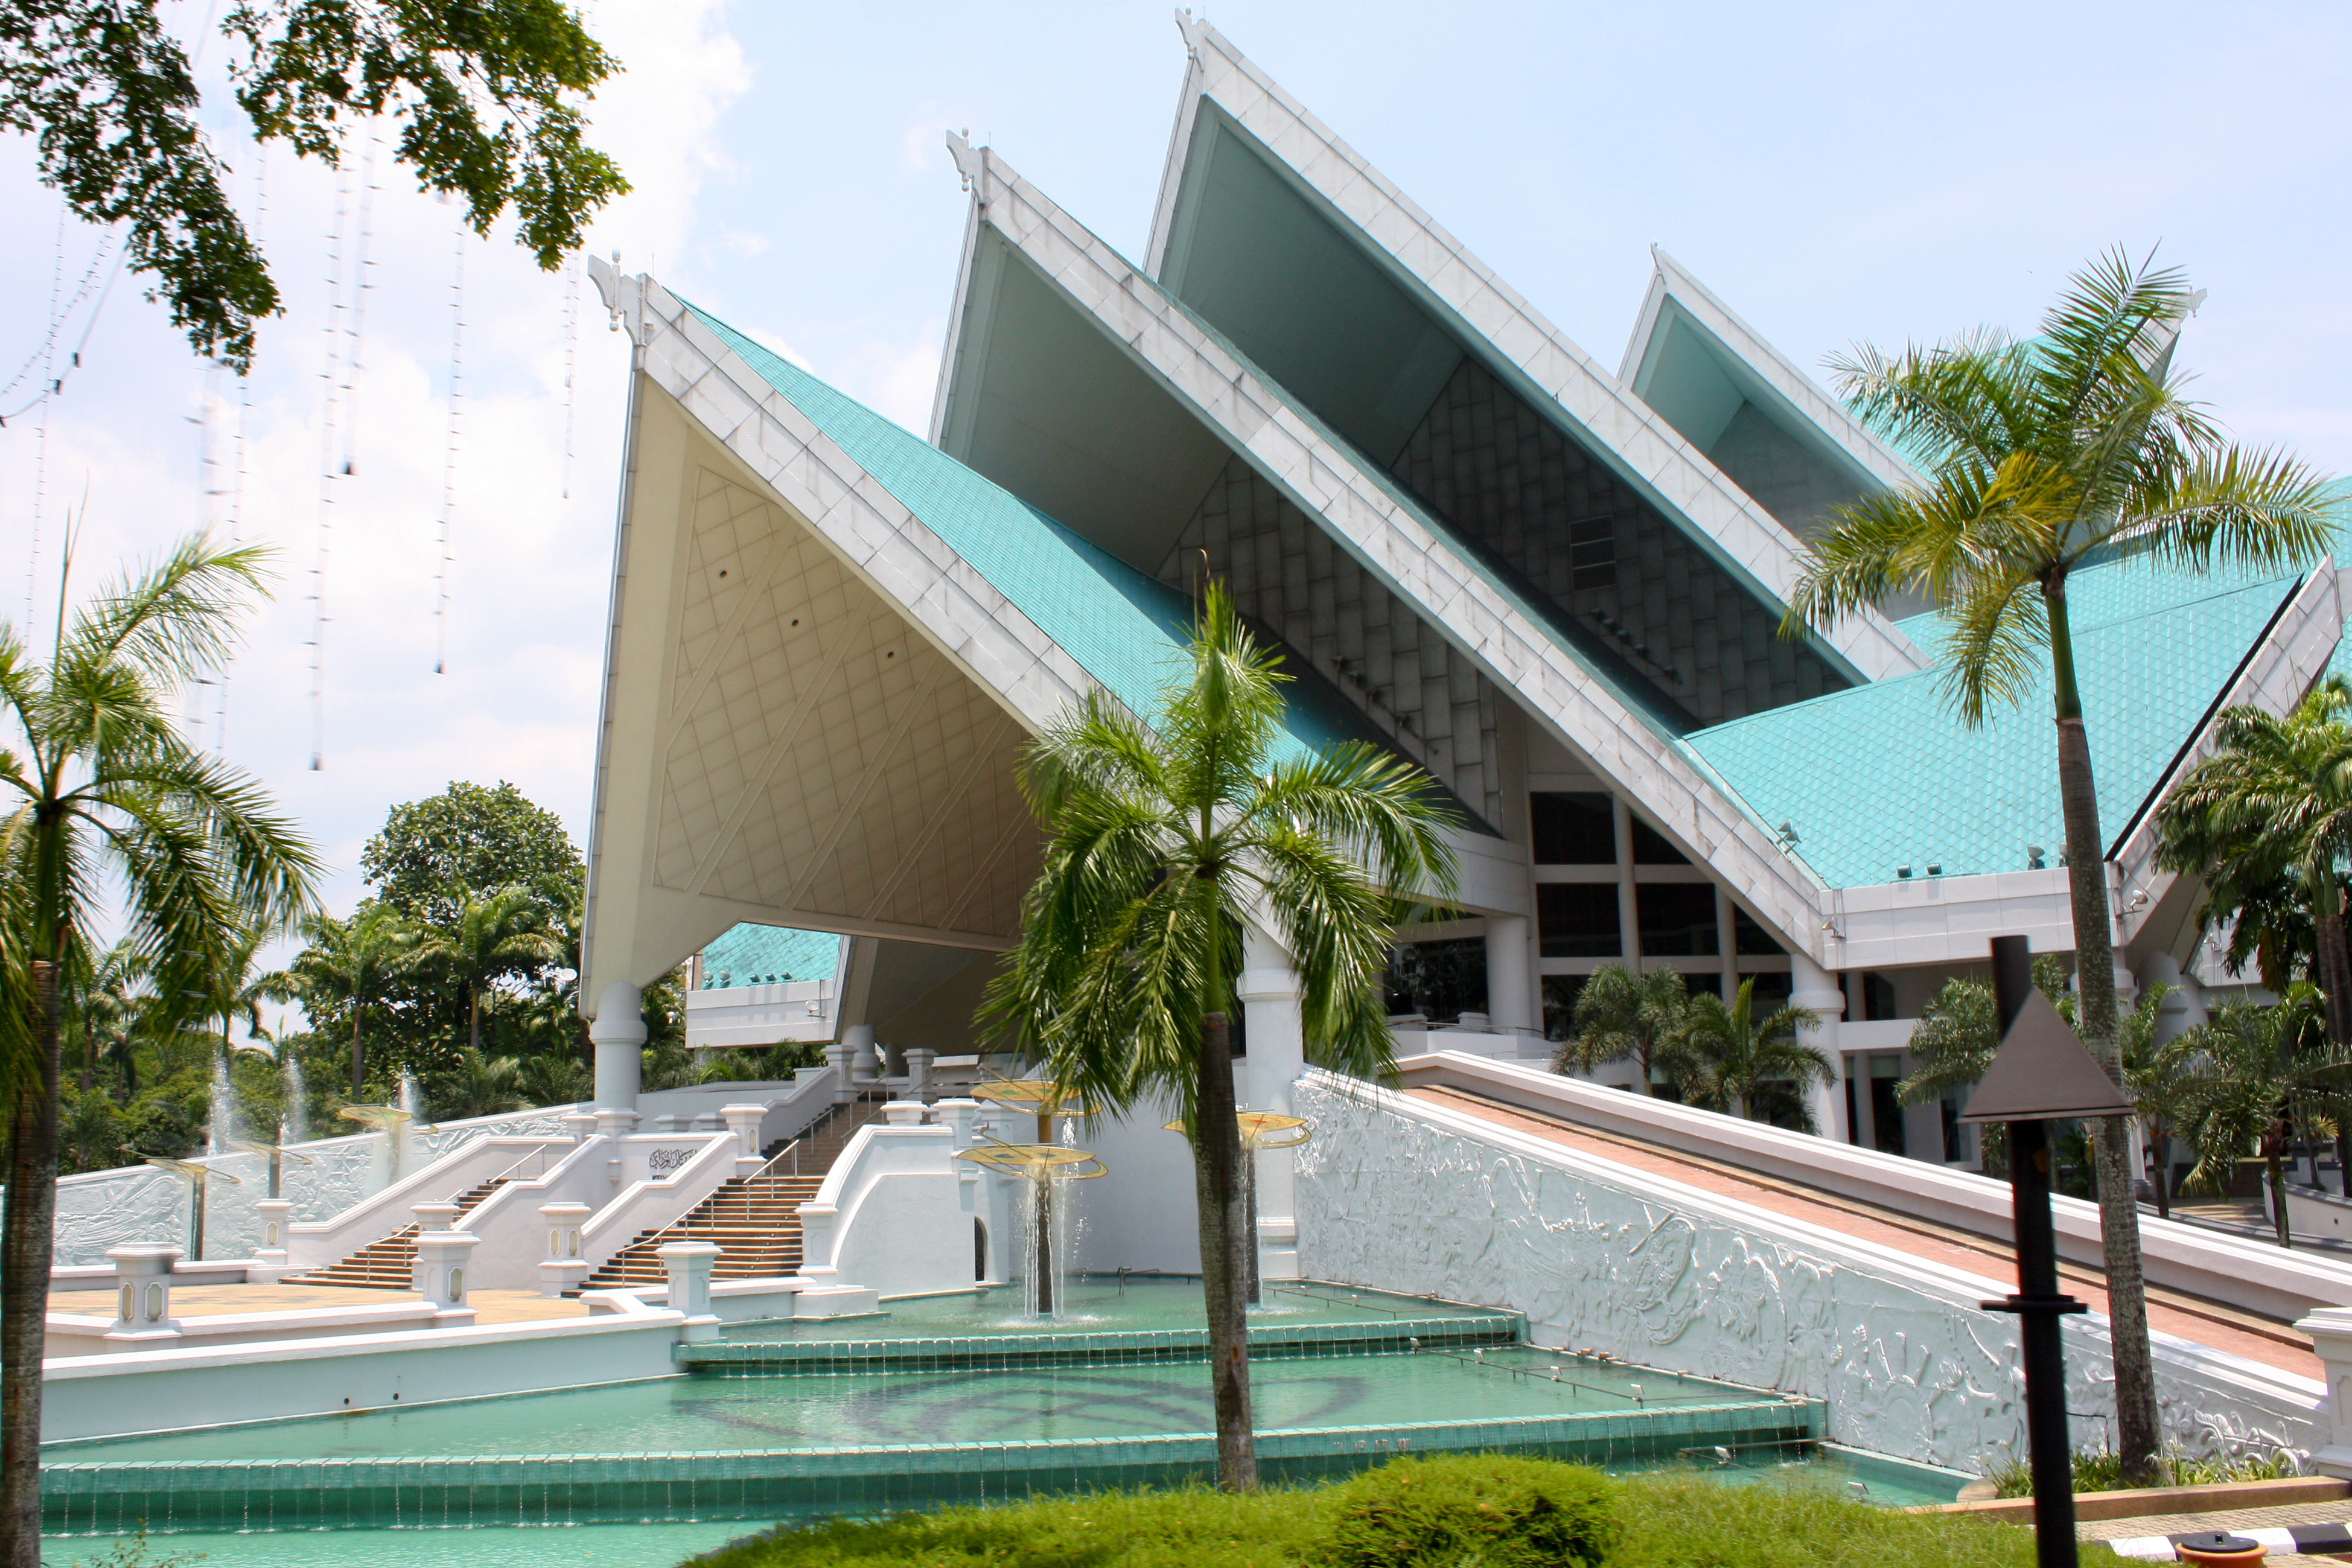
[143,1157,241,1261]
[338,1103,416,1182]
[1165,1111,1310,1304]
[226,1137,313,1201]
[962,1078,1105,1316]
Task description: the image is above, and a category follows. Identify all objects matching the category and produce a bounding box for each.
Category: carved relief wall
[1293,1078,2321,1472]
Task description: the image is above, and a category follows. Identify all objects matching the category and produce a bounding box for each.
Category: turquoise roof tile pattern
[683,299,1354,766]
[698,924,843,990]
[1686,561,2306,890]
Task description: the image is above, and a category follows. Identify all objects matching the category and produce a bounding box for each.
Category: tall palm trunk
[1193,910,1256,1491]
[2310,880,2352,1054]
[2048,581,2162,1486]
[351,1003,366,1100]
[2,957,63,1560]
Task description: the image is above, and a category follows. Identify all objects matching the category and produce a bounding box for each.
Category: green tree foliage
[1550,963,1689,1095]
[0,0,626,369]
[1668,978,1827,1129]
[983,584,1456,1491]
[0,533,320,1558]
[362,780,582,932]
[270,902,430,1098]
[2163,993,2352,1247]
[2159,678,2352,1041]
[1784,249,2335,1486]
[1320,1455,1617,1568]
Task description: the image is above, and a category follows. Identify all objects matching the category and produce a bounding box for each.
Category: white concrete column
[590,980,645,1112]
[2140,951,2206,1044]
[659,1240,723,1340]
[105,1245,182,1343]
[1237,923,1305,1282]
[721,1104,768,1172]
[1790,949,1846,1143]
[1485,914,1534,1036]
[2299,1307,2352,1478]
[842,1023,878,1082]
[904,1047,936,1096]
[1612,797,1641,966]
[538,1201,592,1297]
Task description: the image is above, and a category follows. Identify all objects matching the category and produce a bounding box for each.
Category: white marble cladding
[50,1105,583,1266]
[1293,1073,2321,1473]
[1146,18,1923,687]
[685,977,837,1049]
[1159,454,1504,825]
[960,149,1835,961]
[1620,249,1918,494]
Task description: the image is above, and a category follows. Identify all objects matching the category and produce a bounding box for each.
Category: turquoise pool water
[59,1352,1753,1461]
[726,1277,1488,1339]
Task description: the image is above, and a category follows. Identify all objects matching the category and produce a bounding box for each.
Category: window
[1869,1054,1908,1158]
[1636,884,1718,955]
[1541,975,1589,1041]
[1732,908,1785,957]
[1386,937,1488,1022]
[1567,515,1616,591]
[1629,815,1689,865]
[1538,885,1622,957]
[1531,792,1616,864]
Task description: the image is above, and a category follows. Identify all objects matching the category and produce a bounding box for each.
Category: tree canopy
[360,779,582,931]
[0,0,626,369]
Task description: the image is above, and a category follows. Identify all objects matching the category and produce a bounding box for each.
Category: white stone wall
[1293,1075,2321,1472]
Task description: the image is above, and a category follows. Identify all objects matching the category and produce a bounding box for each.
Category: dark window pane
[1636,884,1718,955]
[1386,937,1488,1023]
[1538,884,1621,957]
[1531,792,1615,864]
[1541,975,1589,1041]
[1629,815,1689,865]
[1733,908,1785,957]
[1869,1073,1908,1157]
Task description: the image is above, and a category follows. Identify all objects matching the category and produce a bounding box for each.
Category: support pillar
[1485,914,1534,1039]
[1791,949,1846,1143]
[660,1240,722,1340]
[590,980,645,1114]
[1237,924,1305,1283]
[841,1023,878,1083]
[104,1245,182,1344]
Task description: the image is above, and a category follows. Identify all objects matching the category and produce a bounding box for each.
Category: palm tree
[1783,250,2335,1484]
[75,940,146,1098]
[981,582,1456,1491]
[274,903,430,1099]
[435,884,563,1057]
[2164,995,2352,1247]
[1552,963,1691,1095]
[443,1046,526,1120]
[2120,985,2190,1220]
[1669,979,1827,1128]
[0,534,319,1555]
[2159,678,2352,1046]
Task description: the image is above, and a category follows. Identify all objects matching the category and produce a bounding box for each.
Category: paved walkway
[1412,1086,2321,1381]
[2079,1500,2352,1564]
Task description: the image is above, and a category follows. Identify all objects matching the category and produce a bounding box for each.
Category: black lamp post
[1960,935,2137,1568]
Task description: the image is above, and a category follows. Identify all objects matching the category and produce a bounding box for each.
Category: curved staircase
[284,1173,514,1290]
[571,1094,891,1295]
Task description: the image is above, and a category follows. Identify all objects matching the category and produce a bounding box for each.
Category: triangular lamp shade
[1958,988,2135,1123]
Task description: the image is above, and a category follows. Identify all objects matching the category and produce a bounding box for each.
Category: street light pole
[1965,934,2134,1568]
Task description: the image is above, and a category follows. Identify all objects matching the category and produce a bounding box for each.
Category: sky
[1,1,2346,969]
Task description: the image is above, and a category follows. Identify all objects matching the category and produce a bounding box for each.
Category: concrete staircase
[573,1094,893,1294]
[285,1174,513,1290]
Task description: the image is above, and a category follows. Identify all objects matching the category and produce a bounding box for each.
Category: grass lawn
[687,1457,2113,1568]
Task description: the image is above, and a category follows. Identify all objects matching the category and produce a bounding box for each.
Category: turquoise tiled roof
[682,299,1357,766]
[1686,560,2306,888]
[698,923,842,990]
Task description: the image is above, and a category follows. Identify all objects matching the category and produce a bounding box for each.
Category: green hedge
[686,1456,2109,1568]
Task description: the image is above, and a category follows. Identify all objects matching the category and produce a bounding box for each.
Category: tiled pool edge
[42,1398,1821,1535]
[678,1311,1526,1372]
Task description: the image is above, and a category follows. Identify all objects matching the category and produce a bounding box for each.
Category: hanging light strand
[561,256,580,500]
[307,145,352,770]
[433,219,465,674]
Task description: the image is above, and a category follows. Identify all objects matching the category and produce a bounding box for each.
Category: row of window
[1535,883,1785,958]
[1529,791,1688,866]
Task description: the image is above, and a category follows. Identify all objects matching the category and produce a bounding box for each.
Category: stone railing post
[538,1201,593,1297]
[2303,1308,2352,1477]
[721,1103,768,1174]
[412,1220,480,1322]
[660,1240,722,1340]
[881,1101,927,1127]
[105,1245,183,1343]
